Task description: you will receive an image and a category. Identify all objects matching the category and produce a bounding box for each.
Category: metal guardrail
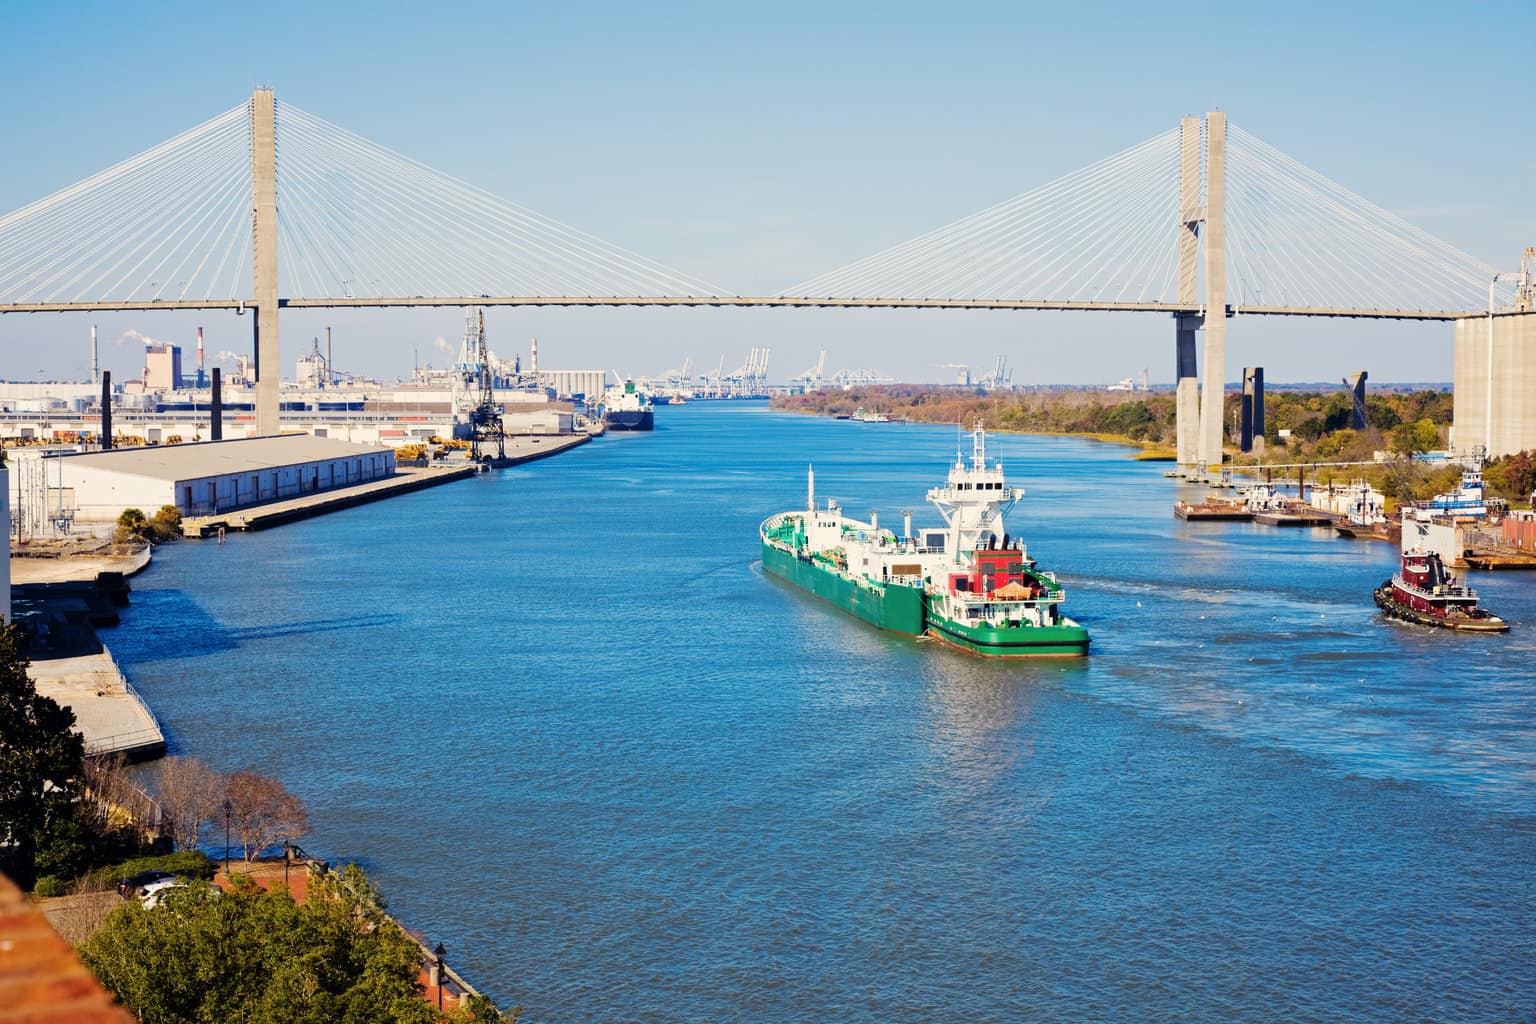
[83,725,165,755]
[81,646,166,756]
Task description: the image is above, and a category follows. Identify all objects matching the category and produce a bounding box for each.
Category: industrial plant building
[51,435,395,523]
[1453,311,1536,458]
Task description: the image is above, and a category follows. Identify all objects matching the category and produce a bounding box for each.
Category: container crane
[799,350,828,391]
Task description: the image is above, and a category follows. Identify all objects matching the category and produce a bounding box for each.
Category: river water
[111,404,1536,1022]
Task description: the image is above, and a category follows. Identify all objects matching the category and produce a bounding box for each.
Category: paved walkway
[28,650,164,759]
[9,546,151,585]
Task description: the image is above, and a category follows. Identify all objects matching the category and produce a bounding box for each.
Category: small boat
[850,407,891,423]
[1374,545,1509,632]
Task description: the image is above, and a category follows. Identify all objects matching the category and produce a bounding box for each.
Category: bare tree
[82,754,157,838]
[151,756,226,852]
[224,770,309,862]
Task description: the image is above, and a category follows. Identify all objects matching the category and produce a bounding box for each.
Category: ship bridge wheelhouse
[926,425,1026,555]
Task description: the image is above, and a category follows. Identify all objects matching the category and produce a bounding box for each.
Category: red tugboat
[1374,545,1509,632]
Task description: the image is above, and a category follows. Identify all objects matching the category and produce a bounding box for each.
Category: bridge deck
[0,296,1481,320]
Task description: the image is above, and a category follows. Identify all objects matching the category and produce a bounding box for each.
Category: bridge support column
[1175,315,1201,472]
[1174,116,1202,478]
[1196,111,1227,479]
[251,88,280,436]
[1240,367,1263,452]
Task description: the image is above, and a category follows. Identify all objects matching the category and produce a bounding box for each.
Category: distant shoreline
[769,405,1177,460]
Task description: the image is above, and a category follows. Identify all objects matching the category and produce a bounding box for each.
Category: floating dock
[1174,499,1253,521]
[1253,507,1334,527]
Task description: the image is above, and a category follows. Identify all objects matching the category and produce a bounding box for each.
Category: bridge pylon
[1195,111,1228,480]
[250,88,280,436]
[1174,116,1202,478]
[1172,111,1230,482]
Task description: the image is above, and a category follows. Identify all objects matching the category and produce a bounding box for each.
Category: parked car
[117,870,176,898]
[140,878,220,910]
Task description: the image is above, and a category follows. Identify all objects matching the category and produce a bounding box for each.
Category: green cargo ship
[760,426,1090,657]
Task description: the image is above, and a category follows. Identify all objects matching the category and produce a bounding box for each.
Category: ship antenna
[807,463,815,513]
[973,419,985,469]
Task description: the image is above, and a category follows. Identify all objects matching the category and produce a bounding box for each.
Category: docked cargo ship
[1373,543,1508,633]
[760,426,1089,656]
[602,379,654,431]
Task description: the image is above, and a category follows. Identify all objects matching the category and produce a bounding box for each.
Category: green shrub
[86,849,216,889]
[33,874,68,897]
[113,504,183,543]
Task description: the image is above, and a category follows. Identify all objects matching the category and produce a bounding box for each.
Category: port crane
[977,355,1013,390]
[798,349,827,391]
[465,309,505,462]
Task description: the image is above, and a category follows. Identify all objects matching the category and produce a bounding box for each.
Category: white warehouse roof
[58,435,389,482]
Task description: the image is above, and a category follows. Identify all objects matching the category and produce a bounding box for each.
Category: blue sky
[2,0,1532,385]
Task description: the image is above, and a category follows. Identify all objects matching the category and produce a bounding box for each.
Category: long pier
[179,465,476,537]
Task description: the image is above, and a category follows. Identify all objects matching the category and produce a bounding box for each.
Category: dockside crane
[799,349,828,391]
[466,309,505,462]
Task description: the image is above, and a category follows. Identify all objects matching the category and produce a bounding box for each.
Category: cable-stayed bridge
[0,90,1517,475]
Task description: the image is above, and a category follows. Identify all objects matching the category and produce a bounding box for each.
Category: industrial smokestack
[197,326,205,373]
[210,368,223,441]
[90,325,99,385]
[325,326,332,385]
[100,371,112,449]
[531,337,538,374]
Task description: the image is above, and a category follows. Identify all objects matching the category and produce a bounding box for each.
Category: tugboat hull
[924,613,1090,657]
[1373,583,1509,633]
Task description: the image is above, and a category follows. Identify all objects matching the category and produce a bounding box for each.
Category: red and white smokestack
[531,337,538,374]
[197,326,205,370]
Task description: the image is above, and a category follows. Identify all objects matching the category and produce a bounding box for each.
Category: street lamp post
[433,943,446,1011]
[222,798,232,880]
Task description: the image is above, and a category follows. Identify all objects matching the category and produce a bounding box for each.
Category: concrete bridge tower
[1195,112,1228,479]
[1174,116,1202,476]
[250,88,280,436]
[1174,112,1229,480]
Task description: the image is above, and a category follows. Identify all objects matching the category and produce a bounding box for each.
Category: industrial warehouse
[49,434,396,523]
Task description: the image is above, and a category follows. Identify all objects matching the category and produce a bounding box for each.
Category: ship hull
[605,409,654,431]
[1372,582,1509,633]
[763,540,1089,655]
[762,541,925,635]
[924,609,1091,657]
